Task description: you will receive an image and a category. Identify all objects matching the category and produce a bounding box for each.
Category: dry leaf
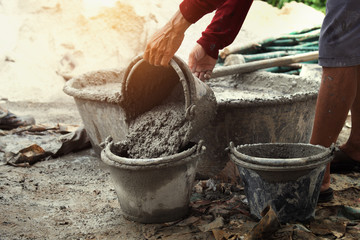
[199,217,224,232]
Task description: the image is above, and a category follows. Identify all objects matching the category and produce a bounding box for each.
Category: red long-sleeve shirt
[179,0,253,59]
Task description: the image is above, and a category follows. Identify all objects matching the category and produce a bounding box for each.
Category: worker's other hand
[188,43,217,81]
[144,10,191,67]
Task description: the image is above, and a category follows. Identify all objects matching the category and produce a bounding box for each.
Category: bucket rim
[228,142,333,171]
[101,139,204,169]
[121,54,192,115]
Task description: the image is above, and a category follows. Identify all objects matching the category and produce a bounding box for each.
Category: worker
[144,0,253,81]
[144,0,360,203]
[0,106,35,130]
[310,0,360,202]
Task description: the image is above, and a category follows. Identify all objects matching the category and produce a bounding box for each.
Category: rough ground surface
[1,101,359,240]
[1,1,358,239]
[0,101,147,240]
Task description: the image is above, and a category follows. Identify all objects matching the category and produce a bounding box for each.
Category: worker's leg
[341,65,360,160]
[310,66,359,191]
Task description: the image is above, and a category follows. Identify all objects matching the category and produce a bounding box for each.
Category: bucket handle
[168,59,192,119]
[99,136,113,149]
[196,139,205,154]
[171,56,197,120]
[122,55,143,102]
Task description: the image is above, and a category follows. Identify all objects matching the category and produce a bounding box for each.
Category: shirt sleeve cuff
[197,38,219,59]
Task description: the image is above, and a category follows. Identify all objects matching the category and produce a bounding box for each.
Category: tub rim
[63,68,124,104]
[216,91,318,108]
[63,68,319,107]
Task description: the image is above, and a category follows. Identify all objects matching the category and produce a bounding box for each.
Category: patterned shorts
[318,0,360,67]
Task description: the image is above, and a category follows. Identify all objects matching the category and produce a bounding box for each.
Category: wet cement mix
[125,101,190,158]
[106,75,192,159]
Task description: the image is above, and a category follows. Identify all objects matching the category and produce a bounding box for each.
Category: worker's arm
[196,0,253,59]
[188,0,253,80]
[144,0,253,79]
[144,10,191,66]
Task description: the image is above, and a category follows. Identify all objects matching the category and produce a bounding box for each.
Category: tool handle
[212,51,318,78]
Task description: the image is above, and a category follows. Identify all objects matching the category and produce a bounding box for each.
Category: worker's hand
[188,43,217,81]
[144,10,191,66]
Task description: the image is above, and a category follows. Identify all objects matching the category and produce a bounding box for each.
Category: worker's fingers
[194,70,212,81]
[203,70,212,80]
[152,55,161,67]
[153,52,171,67]
[188,43,205,73]
[160,50,172,67]
[198,71,206,81]
[160,57,168,67]
[188,53,197,73]
[149,53,158,66]
[143,43,151,63]
[193,71,200,79]
[145,42,175,67]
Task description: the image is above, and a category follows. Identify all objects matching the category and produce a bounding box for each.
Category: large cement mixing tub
[63,68,319,178]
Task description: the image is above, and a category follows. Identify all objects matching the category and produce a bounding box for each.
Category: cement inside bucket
[116,84,191,159]
[207,71,319,103]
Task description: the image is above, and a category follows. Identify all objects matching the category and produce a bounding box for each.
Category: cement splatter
[108,81,191,159]
[125,101,190,158]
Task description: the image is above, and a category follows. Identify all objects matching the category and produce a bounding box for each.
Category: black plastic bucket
[228,142,333,223]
